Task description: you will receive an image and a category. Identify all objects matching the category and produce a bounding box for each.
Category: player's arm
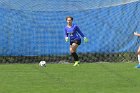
[76,26,88,42]
[76,26,85,37]
[64,28,69,42]
[134,32,140,37]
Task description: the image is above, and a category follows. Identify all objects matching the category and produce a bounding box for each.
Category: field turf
[0,63,140,93]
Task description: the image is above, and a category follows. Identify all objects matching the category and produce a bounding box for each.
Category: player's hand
[65,37,69,42]
[84,37,88,43]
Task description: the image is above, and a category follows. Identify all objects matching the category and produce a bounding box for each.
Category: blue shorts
[70,39,81,45]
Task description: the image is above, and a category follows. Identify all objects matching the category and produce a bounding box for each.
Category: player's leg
[70,43,79,66]
[136,46,140,68]
[70,40,81,66]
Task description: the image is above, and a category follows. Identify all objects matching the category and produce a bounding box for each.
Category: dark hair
[66,16,73,21]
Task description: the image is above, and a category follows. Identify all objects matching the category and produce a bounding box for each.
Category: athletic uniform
[64,24,85,45]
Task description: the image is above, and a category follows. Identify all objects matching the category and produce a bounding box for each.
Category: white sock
[138,55,140,64]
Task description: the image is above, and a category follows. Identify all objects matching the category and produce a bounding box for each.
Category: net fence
[0,0,139,11]
[0,0,140,63]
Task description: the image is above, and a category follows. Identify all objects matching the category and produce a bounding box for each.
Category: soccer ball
[39,61,46,67]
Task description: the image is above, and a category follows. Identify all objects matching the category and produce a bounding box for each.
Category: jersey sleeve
[76,26,85,37]
[64,28,68,37]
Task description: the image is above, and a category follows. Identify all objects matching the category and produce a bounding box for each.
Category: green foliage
[0,52,137,63]
[79,52,137,62]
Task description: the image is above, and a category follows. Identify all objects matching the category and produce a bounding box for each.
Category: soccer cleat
[135,64,140,68]
[73,61,79,66]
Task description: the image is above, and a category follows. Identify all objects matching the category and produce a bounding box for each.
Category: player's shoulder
[73,24,77,27]
[64,26,67,28]
[64,26,67,30]
[64,24,79,29]
[73,24,79,28]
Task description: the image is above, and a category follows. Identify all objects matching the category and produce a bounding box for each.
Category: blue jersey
[64,24,85,41]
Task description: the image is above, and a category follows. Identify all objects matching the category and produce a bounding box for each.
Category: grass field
[0,62,140,93]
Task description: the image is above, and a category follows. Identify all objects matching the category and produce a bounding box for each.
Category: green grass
[0,63,140,93]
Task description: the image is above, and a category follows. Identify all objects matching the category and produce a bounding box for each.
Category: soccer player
[64,16,88,66]
[134,32,140,68]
